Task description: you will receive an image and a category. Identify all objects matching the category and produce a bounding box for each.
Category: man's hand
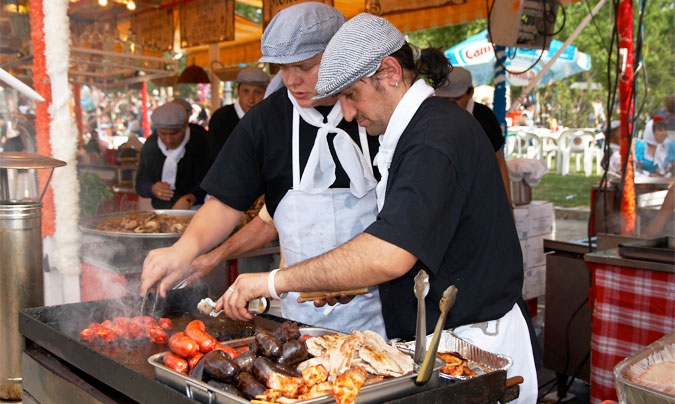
[140,246,192,297]
[152,181,174,201]
[189,249,222,280]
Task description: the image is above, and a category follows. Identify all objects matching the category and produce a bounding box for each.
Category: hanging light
[98,0,108,6]
[126,0,136,10]
[176,60,210,84]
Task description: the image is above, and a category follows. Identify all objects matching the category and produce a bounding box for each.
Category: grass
[531,171,603,209]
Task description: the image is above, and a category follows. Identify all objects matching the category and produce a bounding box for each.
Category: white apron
[273,97,387,338]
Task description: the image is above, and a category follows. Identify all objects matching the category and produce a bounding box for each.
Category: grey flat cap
[237,67,270,87]
[259,2,346,64]
[435,66,473,98]
[171,98,193,115]
[315,13,406,98]
[152,103,187,129]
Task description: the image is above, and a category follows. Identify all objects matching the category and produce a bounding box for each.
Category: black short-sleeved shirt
[472,102,504,152]
[208,104,240,162]
[135,129,210,209]
[201,88,380,216]
[365,97,523,340]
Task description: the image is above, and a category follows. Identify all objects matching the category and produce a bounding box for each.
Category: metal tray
[397,330,513,381]
[614,332,675,404]
[79,209,194,238]
[618,237,675,264]
[149,327,443,404]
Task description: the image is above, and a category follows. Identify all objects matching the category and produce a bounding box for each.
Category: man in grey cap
[208,67,270,161]
[436,66,512,208]
[171,98,209,139]
[135,102,210,210]
[217,13,537,404]
[141,2,386,337]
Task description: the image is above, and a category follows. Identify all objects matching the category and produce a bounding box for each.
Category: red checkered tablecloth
[586,263,675,404]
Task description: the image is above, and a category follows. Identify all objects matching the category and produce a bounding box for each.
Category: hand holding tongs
[413,269,430,365]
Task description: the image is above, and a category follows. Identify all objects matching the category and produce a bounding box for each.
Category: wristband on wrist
[268,268,287,300]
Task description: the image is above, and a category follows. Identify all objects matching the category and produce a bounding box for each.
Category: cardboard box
[513,200,556,239]
[522,264,546,300]
[519,232,553,269]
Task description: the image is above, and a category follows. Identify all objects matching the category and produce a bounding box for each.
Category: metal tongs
[415,284,458,386]
[413,269,430,365]
[140,278,189,316]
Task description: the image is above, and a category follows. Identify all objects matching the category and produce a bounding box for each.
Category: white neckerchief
[466,97,475,114]
[158,128,190,190]
[288,91,376,198]
[233,98,246,119]
[374,79,435,211]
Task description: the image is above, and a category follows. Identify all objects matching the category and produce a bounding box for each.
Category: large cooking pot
[79,210,195,273]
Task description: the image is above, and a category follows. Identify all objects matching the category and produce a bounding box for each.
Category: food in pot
[94,212,192,233]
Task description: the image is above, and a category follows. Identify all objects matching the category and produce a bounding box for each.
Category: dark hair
[390,43,450,90]
[653,120,668,131]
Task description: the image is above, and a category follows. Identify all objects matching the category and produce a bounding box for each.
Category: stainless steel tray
[618,237,675,264]
[614,332,675,404]
[79,209,194,238]
[149,327,443,404]
[397,330,513,380]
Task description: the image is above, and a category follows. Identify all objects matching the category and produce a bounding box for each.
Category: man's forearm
[211,215,278,262]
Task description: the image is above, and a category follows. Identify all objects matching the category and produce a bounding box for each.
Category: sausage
[204,349,240,383]
[80,328,96,341]
[255,329,282,359]
[169,332,199,358]
[189,354,206,381]
[188,352,204,371]
[213,341,240,360]
[185,320,218,353]
[163,352,188,374]
[251,356,298,385]
[147,326,168,344]
[277,339,309,366]
[232,350,257,373]
[235,371,267,400]
[206,380,245,398]
[158,317,172,331]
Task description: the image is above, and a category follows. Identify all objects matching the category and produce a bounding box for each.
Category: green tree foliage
[406,0,674,130]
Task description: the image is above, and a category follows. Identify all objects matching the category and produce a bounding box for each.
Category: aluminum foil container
[397,330,513,380]
[150,327,444,404]
[614,332,675,404]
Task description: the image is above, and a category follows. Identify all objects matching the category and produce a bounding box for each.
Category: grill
[19,288,515,403]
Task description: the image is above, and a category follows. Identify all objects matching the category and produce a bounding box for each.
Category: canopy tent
[445,29,591,87]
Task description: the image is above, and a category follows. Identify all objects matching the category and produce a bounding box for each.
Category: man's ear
[379,56,403,88]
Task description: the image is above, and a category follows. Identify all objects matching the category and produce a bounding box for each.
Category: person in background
[435,67,513,208]
[655,93,675,131]
[141,2,386,337]
[217,13,537,404]
[171,98,209,139]
[135,102,210,210]
[208,67,270,162]
[601,120,623,178]
[642,184,675,238]
[634,116,675,177]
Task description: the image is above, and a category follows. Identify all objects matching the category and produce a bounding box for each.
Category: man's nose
[341,102,357,122]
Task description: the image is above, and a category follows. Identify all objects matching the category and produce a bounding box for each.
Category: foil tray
[397,330,513,381]
[614,332,675,404]
[149,327,444,404]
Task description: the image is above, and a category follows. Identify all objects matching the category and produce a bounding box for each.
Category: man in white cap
[436,66,512,208]
[135,102,210,210]
[141,3,386,337]
[208,67,271,162]
[217,13,537,403]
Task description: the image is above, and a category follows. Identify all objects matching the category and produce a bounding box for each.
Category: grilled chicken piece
[301,364,329,388]
[331,365,368,404]
[267,373,306,398]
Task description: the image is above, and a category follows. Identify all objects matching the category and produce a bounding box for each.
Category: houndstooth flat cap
[315,13,406,97]
[259,2,346,65]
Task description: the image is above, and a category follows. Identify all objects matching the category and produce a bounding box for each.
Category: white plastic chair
[556,129,601,176]
[513,131,542,160]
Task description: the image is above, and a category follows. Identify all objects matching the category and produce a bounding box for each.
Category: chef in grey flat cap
[217,13,538,403]
[135,102,210,210]
[208,67,271,162]
[141,3,386,338]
